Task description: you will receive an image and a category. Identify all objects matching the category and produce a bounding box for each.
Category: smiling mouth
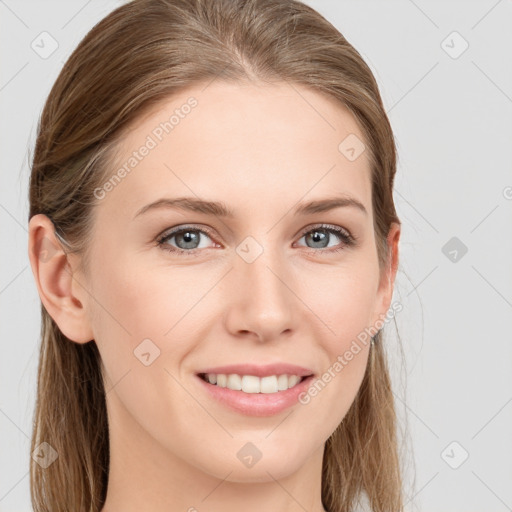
[197,372,312,394]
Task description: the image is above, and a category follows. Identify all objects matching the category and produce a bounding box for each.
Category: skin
[28,80,400,512]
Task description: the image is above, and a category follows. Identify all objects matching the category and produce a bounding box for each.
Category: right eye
[156,225,219,255]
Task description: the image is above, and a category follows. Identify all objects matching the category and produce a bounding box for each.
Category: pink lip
[195,373,315,417]
[196,363,314,378]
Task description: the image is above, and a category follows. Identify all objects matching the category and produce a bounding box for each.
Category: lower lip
[195,374,315,417]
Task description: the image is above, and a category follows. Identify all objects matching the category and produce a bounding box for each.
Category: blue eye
[295,224,356,253]
[157,226,216,255]
[156,223,357,256]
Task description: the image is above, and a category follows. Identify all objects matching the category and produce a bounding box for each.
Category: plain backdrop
[1,1,511,511]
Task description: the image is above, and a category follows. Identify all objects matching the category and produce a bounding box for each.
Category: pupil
[308,229,328,248]
[178,230,199,249]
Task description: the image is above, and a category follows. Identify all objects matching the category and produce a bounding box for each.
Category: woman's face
[71,81,399,482]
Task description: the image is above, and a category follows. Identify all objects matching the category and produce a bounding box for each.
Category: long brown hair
[28,0,405,510]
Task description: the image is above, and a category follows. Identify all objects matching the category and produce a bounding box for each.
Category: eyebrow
[133,194,367,219]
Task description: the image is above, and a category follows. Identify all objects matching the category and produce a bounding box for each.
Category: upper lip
[196,363,315,378]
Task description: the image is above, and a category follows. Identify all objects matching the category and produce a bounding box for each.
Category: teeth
[202,373,305,393]
[242,375,260,393]
[288,375,301,387]
[227,374,242,390]
[277,374,288,391]
[260,376,278,394]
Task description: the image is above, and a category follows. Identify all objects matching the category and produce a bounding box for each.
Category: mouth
[195,371,316,416]
[197,372,312,394]
[193,363,316,416]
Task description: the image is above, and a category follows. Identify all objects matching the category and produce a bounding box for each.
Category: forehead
[100,81,372,219]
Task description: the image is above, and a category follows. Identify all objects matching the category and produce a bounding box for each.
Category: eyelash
[156,223,357,257]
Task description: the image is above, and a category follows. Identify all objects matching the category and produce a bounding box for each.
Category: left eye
[295,225,354,252]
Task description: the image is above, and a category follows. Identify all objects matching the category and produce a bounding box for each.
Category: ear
[28,214,94,344]
[370,222,401,327]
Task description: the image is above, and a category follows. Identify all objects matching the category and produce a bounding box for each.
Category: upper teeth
[203,373,303,393]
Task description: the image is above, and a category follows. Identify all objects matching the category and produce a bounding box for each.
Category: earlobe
[28,214,94,344]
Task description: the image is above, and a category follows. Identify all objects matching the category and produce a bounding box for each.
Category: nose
[223,245,298,343]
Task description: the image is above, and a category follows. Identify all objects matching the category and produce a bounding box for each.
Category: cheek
[297,259,379,348]
[293,261,377,407]
[87,256,222,386]
[89,253,201,340]
[291,272,374,445]
[86,258,210,438]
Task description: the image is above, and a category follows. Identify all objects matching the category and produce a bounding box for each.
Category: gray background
[1,1,511,510]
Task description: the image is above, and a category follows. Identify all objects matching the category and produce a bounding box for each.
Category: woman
[27,0,403,510]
